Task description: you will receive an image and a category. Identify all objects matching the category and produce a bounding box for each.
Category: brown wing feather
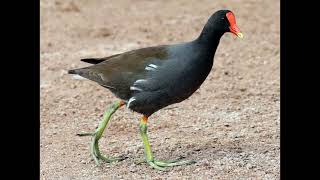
[69,45,168,100]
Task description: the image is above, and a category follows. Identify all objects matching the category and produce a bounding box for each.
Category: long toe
[153,156,185,164]
[147,161,167,171]
[153,159,196,167]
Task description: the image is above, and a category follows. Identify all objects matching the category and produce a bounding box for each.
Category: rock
[240,88,247,92]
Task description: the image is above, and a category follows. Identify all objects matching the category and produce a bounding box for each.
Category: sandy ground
[40,0,280,179]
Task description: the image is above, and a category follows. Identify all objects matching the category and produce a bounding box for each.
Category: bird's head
[207,10,243,39]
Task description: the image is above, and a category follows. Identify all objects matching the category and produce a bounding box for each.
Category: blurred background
[40,0,279,179]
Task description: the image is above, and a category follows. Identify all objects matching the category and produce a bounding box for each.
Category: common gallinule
[69,10,243,170]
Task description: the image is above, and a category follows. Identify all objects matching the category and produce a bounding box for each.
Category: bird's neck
[194,24,225,54]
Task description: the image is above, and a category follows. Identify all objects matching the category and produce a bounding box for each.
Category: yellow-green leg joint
[77,100,126,165]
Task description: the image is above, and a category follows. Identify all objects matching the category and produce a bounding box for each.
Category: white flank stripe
[145,67,154,71]
[148,64,158,68]
[127,97,136,108]
[130,86,143,91]
[135,79,147,84]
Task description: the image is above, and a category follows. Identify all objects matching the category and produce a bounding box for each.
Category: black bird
[69,10,243,170]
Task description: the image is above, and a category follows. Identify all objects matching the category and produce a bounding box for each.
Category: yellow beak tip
[237,33,244,38]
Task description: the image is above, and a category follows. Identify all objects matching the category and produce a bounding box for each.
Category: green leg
[139,116,196,171]
[77,101,126,165]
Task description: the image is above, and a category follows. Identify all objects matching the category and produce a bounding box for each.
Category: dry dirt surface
[40,0,280,179]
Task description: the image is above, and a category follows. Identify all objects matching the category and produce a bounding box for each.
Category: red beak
[226,12,243,38]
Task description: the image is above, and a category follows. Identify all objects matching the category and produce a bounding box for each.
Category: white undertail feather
[72,75,86,80]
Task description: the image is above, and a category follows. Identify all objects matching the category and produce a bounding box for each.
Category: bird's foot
[146,157,196,171]
[77,132,127,165]
[76,101,126,165]
[90,132,127,165]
